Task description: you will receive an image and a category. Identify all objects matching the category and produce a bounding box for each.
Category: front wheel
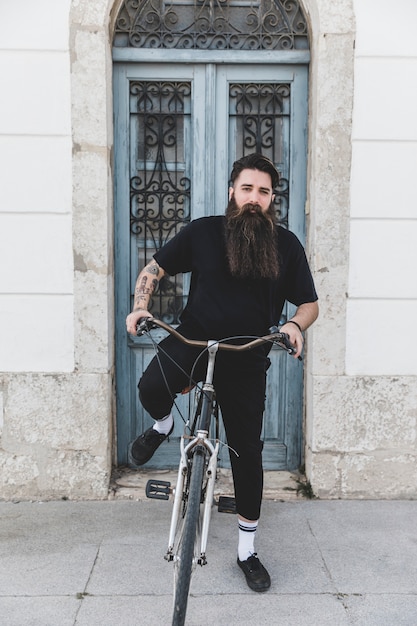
[172,448,206,626]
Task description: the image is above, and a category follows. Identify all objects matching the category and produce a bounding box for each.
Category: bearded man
[126,153,319,591]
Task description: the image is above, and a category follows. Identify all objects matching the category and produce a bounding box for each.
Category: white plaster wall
[0,0,74,372]
[347,0,417,376]
[307,0,417,498]
[0,0,113,500]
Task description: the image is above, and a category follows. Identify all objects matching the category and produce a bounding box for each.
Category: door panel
[114,61,308,469]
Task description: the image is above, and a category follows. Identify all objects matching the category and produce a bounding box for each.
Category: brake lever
[136,317,154,336]
[268,326,303,361]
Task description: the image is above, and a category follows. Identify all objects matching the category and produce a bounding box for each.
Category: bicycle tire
[172,447,206,626]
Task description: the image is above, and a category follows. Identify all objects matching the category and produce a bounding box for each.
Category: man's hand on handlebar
[126,309,153,336]
[278,322,304,359]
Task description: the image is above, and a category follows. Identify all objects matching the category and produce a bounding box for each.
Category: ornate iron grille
[114,0,308,50]
[129,81,191,323]
[230,82,290,227]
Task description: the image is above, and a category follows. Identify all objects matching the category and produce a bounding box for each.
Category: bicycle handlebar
[136,317,302,360]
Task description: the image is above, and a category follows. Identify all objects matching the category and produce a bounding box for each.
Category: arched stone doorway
[112,0,311,469]
[68,0,355,486]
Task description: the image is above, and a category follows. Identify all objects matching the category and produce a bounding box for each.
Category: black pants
[138,325,270,520]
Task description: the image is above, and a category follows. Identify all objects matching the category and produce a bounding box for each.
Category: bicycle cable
[142,328,281,429]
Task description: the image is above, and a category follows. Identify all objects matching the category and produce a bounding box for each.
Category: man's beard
[224,197,280,280]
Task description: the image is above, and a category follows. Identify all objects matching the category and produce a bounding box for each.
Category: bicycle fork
[166,434,219,565]
[166,341,220,566]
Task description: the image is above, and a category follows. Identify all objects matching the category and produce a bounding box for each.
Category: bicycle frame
[166,340,220,567]
[138,317,298,625]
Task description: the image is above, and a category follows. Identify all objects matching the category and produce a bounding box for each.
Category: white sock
[238,519,258,561]
[152,413,173,435]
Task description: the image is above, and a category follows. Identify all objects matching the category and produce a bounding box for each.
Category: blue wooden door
[113,60,309,469]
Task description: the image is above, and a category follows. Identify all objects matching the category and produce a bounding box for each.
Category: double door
[114,60,308,469]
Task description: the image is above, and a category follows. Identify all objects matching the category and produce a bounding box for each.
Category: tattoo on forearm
[138,275,147,293]
[145,261,161,276]
[133,271,159,310]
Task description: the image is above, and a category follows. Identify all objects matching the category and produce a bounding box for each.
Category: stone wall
[306,0,417,497]
[0,0,416,499]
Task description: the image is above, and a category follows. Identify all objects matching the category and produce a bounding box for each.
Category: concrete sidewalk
[0,498,416,625]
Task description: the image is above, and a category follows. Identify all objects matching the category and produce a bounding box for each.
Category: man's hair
[229,153,280,190]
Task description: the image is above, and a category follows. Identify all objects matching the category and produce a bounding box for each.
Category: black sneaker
[128,424,174,467]
[237,554,271,592]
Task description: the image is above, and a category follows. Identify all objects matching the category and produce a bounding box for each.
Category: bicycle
[136,317,299,626]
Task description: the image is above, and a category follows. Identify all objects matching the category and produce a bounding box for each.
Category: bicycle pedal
[217,495,236,514]
[145,479,171,500]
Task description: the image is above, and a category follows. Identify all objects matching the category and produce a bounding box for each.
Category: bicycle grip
[136,317,154,335]
[272,330,303,361]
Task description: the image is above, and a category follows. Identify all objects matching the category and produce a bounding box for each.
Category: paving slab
[344,594,417,626]
[0,499,416,625]
[0,597,80,626]
[76,593,350,626]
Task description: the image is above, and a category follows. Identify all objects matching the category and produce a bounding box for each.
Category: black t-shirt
[154,216,317,340]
